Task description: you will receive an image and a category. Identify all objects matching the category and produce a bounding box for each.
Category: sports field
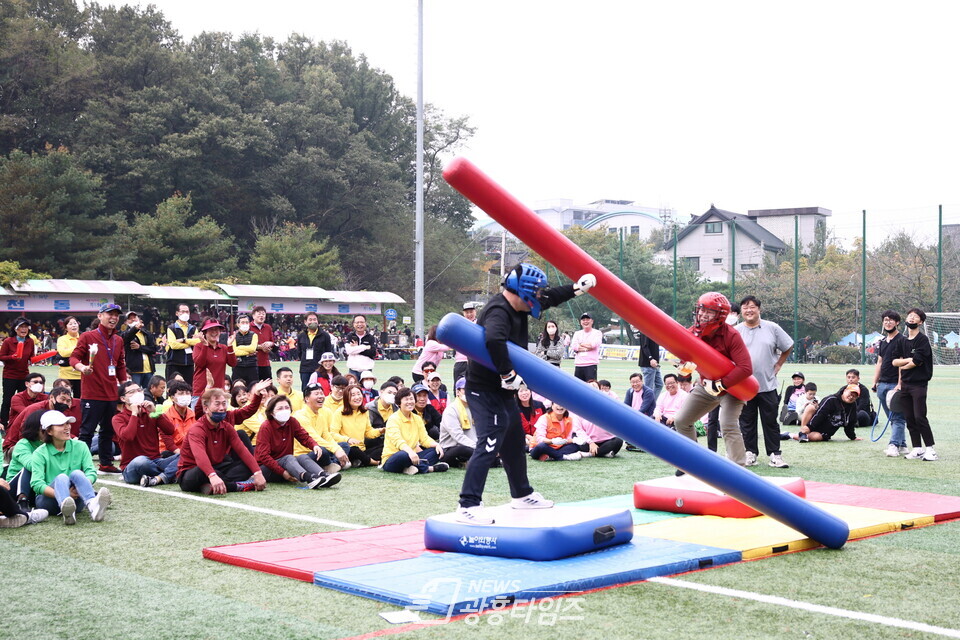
[4,361,958,640]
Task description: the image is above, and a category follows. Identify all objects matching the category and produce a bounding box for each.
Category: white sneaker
[89,487,111,522]
[561,452,582,461]
[744,452,758,467]
[898,446,911,455]
[402,466,419,475]
[579,451,594,458]
[769,453,789,468]
[456,506,495,525]
[884,444,900,457]
[922,449,939,462]
[511,491,554,510]
[28,509,49,524]
[603,451,616,458]
[0,514,28,528]
[61,497,77,525]
[904,448,925,460]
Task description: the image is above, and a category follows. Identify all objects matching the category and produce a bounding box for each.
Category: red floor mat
[805,482,960,521]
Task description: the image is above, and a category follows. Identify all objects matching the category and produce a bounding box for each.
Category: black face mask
[53,401,70,412]
[905,322,919,330]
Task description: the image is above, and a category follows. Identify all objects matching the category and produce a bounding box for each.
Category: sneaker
[28,509,49,524]
[904,448,925,460]
[769,453,789,469]
[603,451,616,458]
[580,451,595,458]
[0,514,28,528]
[61,497,77,525]
[511,491,554,509]
[456,506,495,525]
[798,432,809,443]
[340,460,352,470]
[235,481,255,492]
[89,487,111,522]
[402,466,419,475]
[309,472,341,488]
[432,462,450,473]
[140,475,161,487]
[898,446,911,455]
[98,464,121,474]
[744,452,758,466]
[884,444,900,457]
[561,452,582,461]
[625,443,644,452]
[922,449,939,462]
[779,432,792,441]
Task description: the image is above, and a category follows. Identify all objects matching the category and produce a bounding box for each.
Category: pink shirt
[412,340,449,375]
[655,388,689,421]
[573,415,615,443]
[571,328,602,366]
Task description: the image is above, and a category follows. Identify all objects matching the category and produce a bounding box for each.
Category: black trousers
[232,365,259,388]
[459,389,533,508]
[899,381,934,448]
[165,363,194,386]
[573,364,597,382]
[257,366,273,383]
[442,444,474,467]
[707,406,721,452]
[453,362,468,385]
[178,455,255,493]
[579,437,624,457]
[739,389,781,456]
[78,399,117,464]
[1,378,25,425]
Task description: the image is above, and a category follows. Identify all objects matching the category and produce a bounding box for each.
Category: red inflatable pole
[443,157,759,401]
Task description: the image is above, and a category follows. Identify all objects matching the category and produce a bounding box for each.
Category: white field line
[649,577,960,638]
[96,479,366,529]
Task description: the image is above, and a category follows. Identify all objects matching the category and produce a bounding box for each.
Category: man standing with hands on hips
[456,263,595,525]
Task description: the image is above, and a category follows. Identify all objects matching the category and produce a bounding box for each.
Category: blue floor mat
[313,537,741,616]
[559,493,690,524]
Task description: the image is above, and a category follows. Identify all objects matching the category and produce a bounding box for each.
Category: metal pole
[500,230,506,276]
[794,215,799,362]
[414,0,425,339]
[619,227,625,343]
[861,210,867,365]
[672,227,678,321]
[938,204,943,312]
[730,219,737,302]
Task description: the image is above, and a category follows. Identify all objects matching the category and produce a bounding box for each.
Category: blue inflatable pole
[438,313,849,550]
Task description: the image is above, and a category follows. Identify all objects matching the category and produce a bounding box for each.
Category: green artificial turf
[3,360,957,640]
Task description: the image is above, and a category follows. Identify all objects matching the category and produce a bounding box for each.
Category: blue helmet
[503,263,548,318]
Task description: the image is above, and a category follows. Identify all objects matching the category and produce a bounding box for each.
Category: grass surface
[3,360,958,640]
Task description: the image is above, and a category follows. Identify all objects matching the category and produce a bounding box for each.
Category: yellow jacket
[56,334,81,380]
[240,407,267,445]
[232,331,258,357]
[166,321,201,350]
[330,410,379,450]
[294,405,341,455]
[278,388,304,412]
[322,395,343,413]
[382,410,436,460]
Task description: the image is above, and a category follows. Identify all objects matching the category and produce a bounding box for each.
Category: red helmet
[693,292,731,337]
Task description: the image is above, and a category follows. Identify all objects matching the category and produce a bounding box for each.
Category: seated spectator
[147,375,167,405]
[238,385,277,447]
[653,373,688,428]
[597,380,618,401]
[230,384,249,409]
[254,394,340,488]
[294,383,350,473]
[177,380,271,494]
[624,372,655,416]
[677,375,694,393]
[0,467,47,527]
[31,410,112,524]
[530,402,586,461]
[380,387,448,475]
[3,383,80,455]
[517,386,546,451]
[9,372,47,427]
[113,381,178,487]
[787,384,862,442]
[836,369,875,427]
[795,383,820,427]
[425,372,448,413]
[161,380,195,453]
[386,375,405,390]
[4,411,45,511]
[780,372,806,425]
[331,384,382,467]
[308,352,341,395]
[359,370,379,404]
[438,378,475,467]
[411,383,442,440]
[274,367,304,412]
[574,381,624,458]
[322,375,349,413]
[364,382,396,453]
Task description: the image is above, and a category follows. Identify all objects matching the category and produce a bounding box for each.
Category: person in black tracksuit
[297,314,333,391]
[456,264,594,524]
[891,308,936,460]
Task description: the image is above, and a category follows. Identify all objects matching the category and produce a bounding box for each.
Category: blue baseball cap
[99,303,122,314]
[411,383,428,394]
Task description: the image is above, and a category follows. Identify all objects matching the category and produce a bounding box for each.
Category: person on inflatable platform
[456,263,596,524]
[670,292,753,473]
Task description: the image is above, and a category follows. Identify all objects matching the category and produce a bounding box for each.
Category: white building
[477,198,667,241]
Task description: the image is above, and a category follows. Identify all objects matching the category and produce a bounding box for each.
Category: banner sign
[599,345,643,361]
[237,298,381,316]
[1,294,113,313]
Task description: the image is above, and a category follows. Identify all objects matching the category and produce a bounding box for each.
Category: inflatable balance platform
[635,475,807,518]
[424,505,634,561]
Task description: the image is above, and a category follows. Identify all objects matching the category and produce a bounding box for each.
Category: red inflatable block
[634,475,807,518]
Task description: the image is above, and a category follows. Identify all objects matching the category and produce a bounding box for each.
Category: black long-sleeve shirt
[808,394,858,441]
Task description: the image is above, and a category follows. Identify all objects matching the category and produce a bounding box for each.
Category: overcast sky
[110,0,960,247]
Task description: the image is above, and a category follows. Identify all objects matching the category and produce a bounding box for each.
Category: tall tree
[245,222,342,287]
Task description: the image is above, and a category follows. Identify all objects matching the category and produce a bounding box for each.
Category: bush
[818,345,861,364]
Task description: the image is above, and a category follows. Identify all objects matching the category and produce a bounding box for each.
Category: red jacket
[177,393,262,477]
[2,398,81,450]
[70,328,127,401]
[113,406,176,469]
[696,323,753,390]
[251,323,274,367]
[0,336,34,380]
[192,341,237,397]
[254,417,319,477]
[10,390,48,425]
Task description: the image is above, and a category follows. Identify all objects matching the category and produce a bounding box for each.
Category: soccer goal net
[923,312,960,365]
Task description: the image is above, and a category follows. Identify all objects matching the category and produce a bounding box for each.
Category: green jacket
[4,438,42,481]
[30,439,97,496]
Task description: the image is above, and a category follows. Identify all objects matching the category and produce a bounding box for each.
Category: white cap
[360,370,376,380]
[40,410,76,429]
[427,371,442,381]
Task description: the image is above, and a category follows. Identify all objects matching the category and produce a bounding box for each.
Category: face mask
[210,411,228,423]
[53,401,70,412]
[363,380,374,389]
[274,409,292,423]
[175,395,192,407]
[906,322,919,330]
[129,392,145,405]
[178,313,190,323]
[238,323,250,332]
[307,322,319,330]
[30,383,43,393]
[380,392,396,405]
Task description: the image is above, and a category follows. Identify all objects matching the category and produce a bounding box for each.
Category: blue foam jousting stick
[437,313,849,550]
